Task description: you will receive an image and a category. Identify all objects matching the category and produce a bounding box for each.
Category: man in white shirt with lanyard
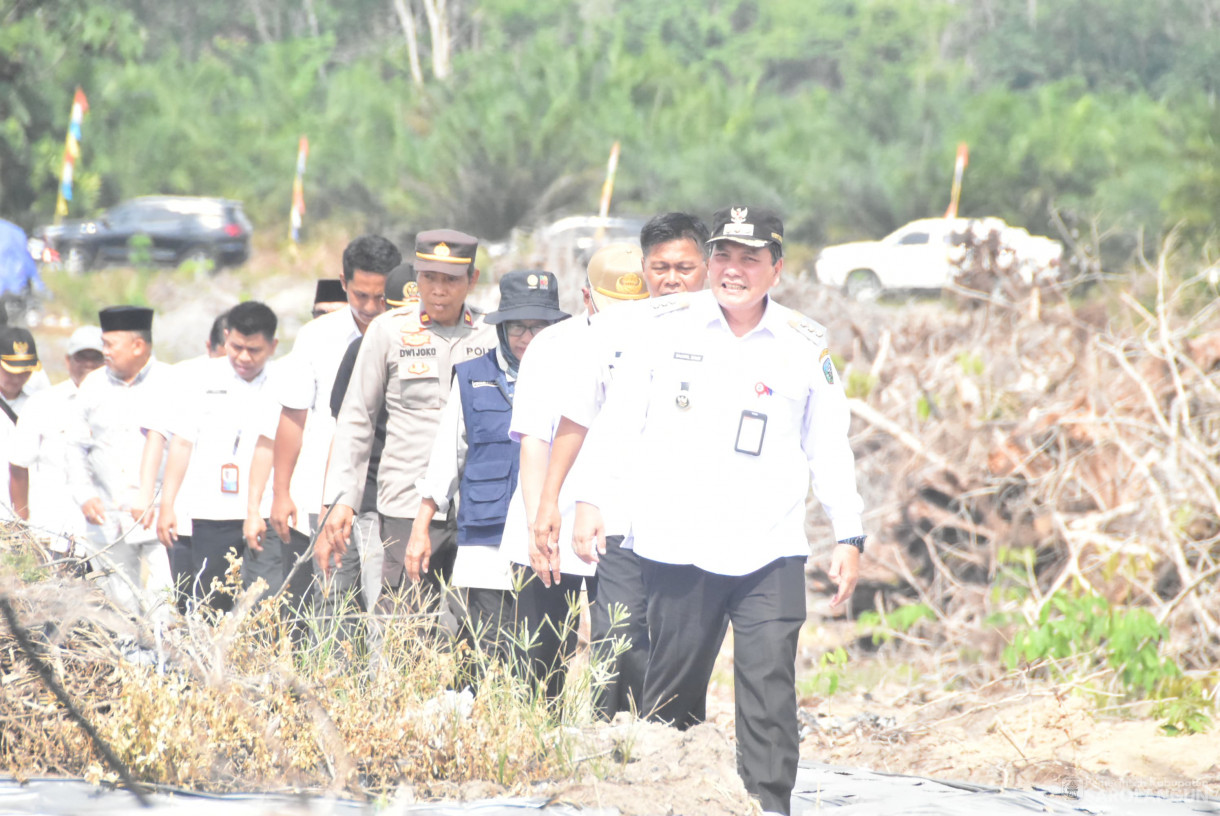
[538,207,865,816]
[9,326,105,552]
[157,301,280,613]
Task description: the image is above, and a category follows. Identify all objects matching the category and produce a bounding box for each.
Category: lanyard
[494,371,515,407]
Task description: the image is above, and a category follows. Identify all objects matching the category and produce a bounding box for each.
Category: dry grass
[0,531,587,800]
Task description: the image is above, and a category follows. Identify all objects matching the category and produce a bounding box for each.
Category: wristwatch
[838,535,866,553]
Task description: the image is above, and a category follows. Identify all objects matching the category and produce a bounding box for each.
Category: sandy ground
[671,621,1220,807]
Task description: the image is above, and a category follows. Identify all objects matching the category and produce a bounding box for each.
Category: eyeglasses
[504,321,549,338]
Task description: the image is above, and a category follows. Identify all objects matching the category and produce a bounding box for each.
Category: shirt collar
[696,291,782,339]
[106,355,158,387]
[419,303,475,329]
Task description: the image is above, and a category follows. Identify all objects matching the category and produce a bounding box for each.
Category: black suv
[38,196,253,274]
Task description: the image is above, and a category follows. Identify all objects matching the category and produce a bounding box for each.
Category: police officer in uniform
[543,207,865,816]
[322,229,496,612]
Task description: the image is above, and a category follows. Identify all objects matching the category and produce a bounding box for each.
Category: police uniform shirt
[274,306,362,514]
[327,302,495,518]
[575,290,864,577]
[65,357,173,545]
[9,380,86,547]
[417,347,516,591]
[166,356,279,521]
[501,314,597,578]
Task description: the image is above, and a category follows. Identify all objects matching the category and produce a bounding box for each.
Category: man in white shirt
[135,311,230,612]
[9,325,105,552]
[0,327,44,518]
[244,235,401,617]
[503,244,650,700]
[157,301,280,613]
[540,207,865,816]
[66,306,174,619]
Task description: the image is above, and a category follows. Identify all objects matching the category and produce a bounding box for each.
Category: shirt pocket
[397,359,441,410]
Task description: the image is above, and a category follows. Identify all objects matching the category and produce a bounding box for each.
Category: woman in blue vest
[410,269,568,681]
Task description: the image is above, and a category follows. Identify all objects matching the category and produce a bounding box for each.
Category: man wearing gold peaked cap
[585,243,649,312]
[322,227,495,621]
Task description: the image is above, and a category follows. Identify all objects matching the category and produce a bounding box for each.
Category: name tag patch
[399,347,438,358]
[673,351,703,362]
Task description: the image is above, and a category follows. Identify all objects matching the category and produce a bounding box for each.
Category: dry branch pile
[785,258,1220,671]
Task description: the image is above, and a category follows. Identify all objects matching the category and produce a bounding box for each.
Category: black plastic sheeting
[2,762,1217,815]
[793,763,1220,815]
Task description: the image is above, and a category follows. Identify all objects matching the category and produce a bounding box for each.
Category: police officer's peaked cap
[707,206,784,255]
[314,278,347,306]
[485,270,569,325]
[586,243,648,312]
[385,263,419,307]
[0,327,41,374]
[415,229,478,276]
[99,305,154,333]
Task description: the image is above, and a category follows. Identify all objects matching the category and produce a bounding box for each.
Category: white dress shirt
[142,355,213,537]
[1,388,34,520]
[574,290,864,577]
[66,358,173,546]
[9,380,84,548]
[273,306,361,521]
[167,356,279,521]
[503,315,598,577]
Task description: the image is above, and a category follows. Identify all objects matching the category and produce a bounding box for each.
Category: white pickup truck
[813,217,1063,300]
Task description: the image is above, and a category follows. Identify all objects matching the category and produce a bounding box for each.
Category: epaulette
[788,315,829,345]
[646,293,692,317]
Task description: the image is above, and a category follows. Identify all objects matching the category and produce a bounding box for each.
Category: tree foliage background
[2,0,1219,257]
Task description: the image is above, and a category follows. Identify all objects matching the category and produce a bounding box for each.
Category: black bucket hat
[484,270,569,324]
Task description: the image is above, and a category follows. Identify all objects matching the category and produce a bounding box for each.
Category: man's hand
[530,497,563,587]
[244,513,267,553]
[81,497,106,526]
[404,523,432,582]
[156,507,178,549]
[572,502,606,565]
[130,492,157,529]
[317,504,354,577]
[828,543,861,612]
[269,491,298,543]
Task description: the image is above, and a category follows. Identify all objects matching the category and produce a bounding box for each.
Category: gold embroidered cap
[0,327,41,374]
[415,229,478,277]
[707,205,784,254]
[385,263,419,307]
[586,243,649,312]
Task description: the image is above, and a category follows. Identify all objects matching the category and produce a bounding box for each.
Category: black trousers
[513,566,596,702]
[189,519,246,612]
[168,533,193,614]
[588,535,650,719]
[640,556,806,816]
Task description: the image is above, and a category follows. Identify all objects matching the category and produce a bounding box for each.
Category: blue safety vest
[455,350,519,546]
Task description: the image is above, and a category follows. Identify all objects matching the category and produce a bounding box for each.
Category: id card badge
[220,463,240,494]
[735,410,767,456]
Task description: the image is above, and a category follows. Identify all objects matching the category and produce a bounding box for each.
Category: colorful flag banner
[944,142,969,219]
[55,87,89,219]
[290,136,309,243]
[593,140,621,243]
